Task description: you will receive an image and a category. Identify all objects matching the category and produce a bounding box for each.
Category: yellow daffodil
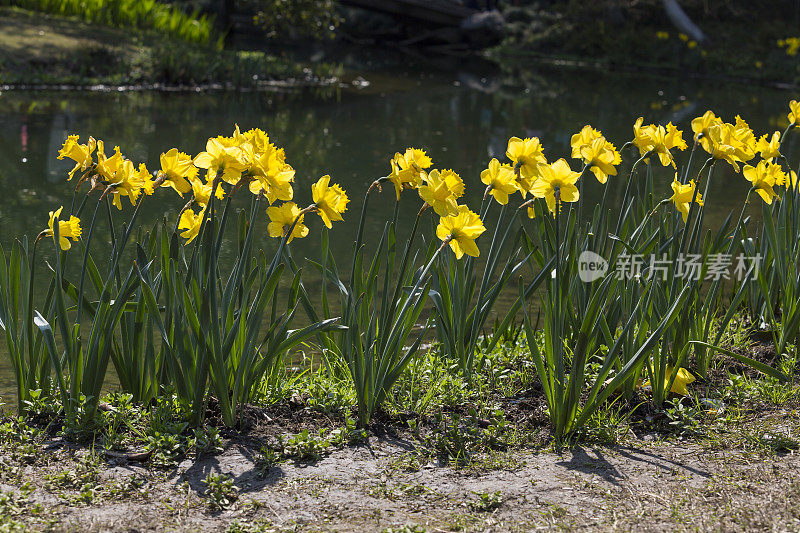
[530,158,581,213]
[243,127,272,154]
[436,205,486,259]
[418,169,464,216]
[95,140,125,181]
[690,110,722,153]
[109,159,144,210]
[704,123,750,170]
[506,136,547,181]
[312,175,349,228]
[193,137,247,185]
[387,148,432,199]
[765,161,788,187]
[732,115,758,156]
[266,202,308,243]
[743,161,780,204]
[789,100,800,126]
[632,118,687,168]
[190,177,225,207]
[178,207,205,244]
[57,135,96,180]
[644,366,695,396]
[137,163,156,196]
[787,170,799,190]
[756,131,782,162]
[569,125,602,159]
[159,148,198,196]
[480,158,518,205]
[45,207,82,251]
[668,176,703,222]
[580,137,620,184]
[247,146,294,204]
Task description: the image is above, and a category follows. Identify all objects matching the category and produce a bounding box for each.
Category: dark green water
[0,62,797,404]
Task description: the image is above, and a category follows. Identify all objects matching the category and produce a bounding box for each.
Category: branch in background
[662,0,706,44]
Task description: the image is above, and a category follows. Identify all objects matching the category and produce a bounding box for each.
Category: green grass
[0,7,340,86]
[1,0,216,45]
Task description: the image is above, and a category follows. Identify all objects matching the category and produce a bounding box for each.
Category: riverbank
[0,7,340,88]
[1,328,799,532]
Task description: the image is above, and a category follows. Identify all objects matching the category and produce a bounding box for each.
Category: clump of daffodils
[54,125,350,247]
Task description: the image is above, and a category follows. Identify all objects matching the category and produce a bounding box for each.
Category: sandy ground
[3,429,798,532]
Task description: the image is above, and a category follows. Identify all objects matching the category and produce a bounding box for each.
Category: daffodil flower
[668,177,703,222]
[57,135,96,180]
[247,146,295,204]
[190,177,225,207]
[194,137,247,185]
[530,158,581,213]
[436,205,486,259]
[743,161,780,204]
[569,125,603,159]
[480,158,518,205]
[789,99,800,126]
[632,118,687,168]
[159,148,198,196]
[756,131,782,162]
[45,206,82,251]
[506,136,546,181]
[418,169,464,216]
[178,207,205,243]
[266,202,308,243]
[95,141,125,182]
[691,110,722,153]
[312,175,349,228]
[109,159,144,210]
[580,137,620,184]
[644,366,695,396]
[387,148,432,200]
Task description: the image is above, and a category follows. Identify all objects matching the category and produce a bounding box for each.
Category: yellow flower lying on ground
[312,175,349,228]
[669,177,703,222]
[159,148,198,196]
[506,136,546,181]
[178,207,205,244]
[743,161,780,204]
[789,100,800,125]
[480,158,518,205]
[691,110,722,153]
[644,366,696,396]
[193,137,247,185]
[266,202,308,243]
[530,158,581,213]
[632,118,687,168]
[58,135,96,180]
[436,205,486,259]
[45,207,82,251]
[756,131,782,162]
[579,137,621,184]
[388,148,432,199]
[418,169,464,216]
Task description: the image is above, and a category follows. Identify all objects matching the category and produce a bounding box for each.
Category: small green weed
[203,473,238,510]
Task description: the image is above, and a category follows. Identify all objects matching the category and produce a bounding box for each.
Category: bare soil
[3,422,800,532]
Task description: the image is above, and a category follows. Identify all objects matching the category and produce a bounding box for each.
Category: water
[0,60,797,404]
